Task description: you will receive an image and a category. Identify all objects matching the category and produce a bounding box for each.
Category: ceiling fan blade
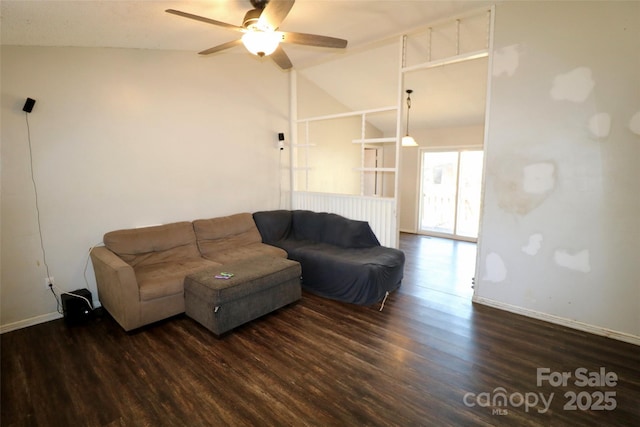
[270,46,293,70]
[279,31,348,49]
[198,39,243,55]
[258,0,295,30]
[165,9,244,32]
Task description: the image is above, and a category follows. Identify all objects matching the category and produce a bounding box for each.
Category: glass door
[419,150,484,241]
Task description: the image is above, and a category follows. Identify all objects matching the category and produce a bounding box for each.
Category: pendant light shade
[402,135,417,146]
[402,89,418,147]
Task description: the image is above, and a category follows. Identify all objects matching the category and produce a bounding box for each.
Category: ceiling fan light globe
[242,31,280,57]
[402,136,418,147]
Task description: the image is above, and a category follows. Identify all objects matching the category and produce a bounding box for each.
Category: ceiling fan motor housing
[243,8,263,29]
[250,0,269,9]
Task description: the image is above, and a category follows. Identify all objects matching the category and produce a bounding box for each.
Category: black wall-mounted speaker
[22,98,36,113]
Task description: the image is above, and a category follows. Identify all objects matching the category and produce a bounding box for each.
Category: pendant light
[402,89,418,147]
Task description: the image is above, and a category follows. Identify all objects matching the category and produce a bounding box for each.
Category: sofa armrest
[90,246,141,331]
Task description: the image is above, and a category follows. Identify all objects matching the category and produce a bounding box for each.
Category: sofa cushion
[202,242,287,264]
[193,213,286,263]
[319,214,380,248]
[291,244,405,305]
[136,258,220,301]
[253,210,292,244]
[104,222,201,268]
[292,210,379,248]
[291,210,325,243]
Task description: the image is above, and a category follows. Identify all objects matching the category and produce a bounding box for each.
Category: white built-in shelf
[351,137,397,144]
[297,106,398,123]
[353,167,396,173]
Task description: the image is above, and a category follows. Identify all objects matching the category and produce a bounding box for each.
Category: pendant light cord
[405,89,413,136]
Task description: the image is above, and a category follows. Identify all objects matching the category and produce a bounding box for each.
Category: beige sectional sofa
[90,213,286,331]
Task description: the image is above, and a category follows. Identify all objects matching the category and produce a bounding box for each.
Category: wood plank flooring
[2,234,639,426]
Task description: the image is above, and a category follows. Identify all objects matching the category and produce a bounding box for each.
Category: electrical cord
[49,284,93,315]
[279,147,284,209]
[84,241,103,289]
[48,284,63,315]
[27,110,101,313]
[26,112,52,280]
[26,107,92,317]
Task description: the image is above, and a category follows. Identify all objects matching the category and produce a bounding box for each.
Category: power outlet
[44,276,54,289]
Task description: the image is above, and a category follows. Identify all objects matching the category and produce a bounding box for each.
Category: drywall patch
[588,113,612,139]
[522,233,543,256]
[554,249,591,273]
[483,252,507,283]
[629,111,640,135]
[491,158,556,215]
[523,163,555,194]
[493,45,520,77]
[550,67,594,103]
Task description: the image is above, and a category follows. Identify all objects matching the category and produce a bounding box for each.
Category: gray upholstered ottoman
[184,256,301,336]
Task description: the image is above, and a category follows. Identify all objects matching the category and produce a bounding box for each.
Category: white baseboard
[0,311,63,334]
[472,295,640,346]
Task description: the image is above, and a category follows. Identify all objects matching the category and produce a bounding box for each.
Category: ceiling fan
[166,0,348,70]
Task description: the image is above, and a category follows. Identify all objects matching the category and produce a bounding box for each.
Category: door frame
[363,146,384,196]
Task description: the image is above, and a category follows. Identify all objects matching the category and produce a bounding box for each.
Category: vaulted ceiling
[1,0,494,130]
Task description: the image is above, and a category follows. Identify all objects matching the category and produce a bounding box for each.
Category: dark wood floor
[2,234,639,426]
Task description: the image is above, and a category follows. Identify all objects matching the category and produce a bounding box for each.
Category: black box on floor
[61,289,93,324]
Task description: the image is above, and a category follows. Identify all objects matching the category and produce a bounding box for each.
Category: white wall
[1,46,289,331]
[475,1,640,343]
